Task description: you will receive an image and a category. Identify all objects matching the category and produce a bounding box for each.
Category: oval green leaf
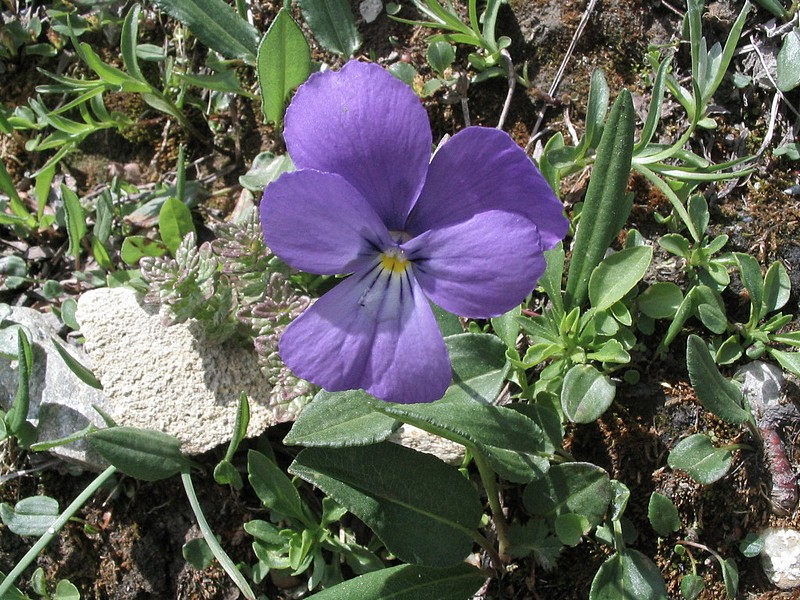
[668,433,732,484]
[289,442,483,567]
[561,364,616,423]
[88,426,193,481]
[589,245,653,311]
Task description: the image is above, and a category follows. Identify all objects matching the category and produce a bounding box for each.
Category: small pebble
[359,0,382,23]
[760,528,800,590]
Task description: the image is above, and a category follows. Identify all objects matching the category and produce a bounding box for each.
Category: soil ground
[2,0,800,598]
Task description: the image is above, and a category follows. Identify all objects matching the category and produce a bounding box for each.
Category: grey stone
[760,527,800,589]
[738,360,799,427]
[0,305,110,469]
[75,287,303,455]
[359,0,382,23]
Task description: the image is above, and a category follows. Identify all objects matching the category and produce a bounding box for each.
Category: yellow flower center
[380,248,409,274]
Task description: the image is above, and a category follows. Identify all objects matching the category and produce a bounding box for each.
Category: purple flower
[260,61,568,404]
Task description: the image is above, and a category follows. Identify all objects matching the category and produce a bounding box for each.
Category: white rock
[75,287,304,455]
[760,527,800,589]
[388,424,464,466]
[359,0,382,23]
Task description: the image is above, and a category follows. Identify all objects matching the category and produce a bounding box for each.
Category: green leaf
[284,389,397,447]
[581,69,610,151]
[555,513,591,546]
[248,450,308,522]
[769,349,800,378]
[506,520,563,567]
[658,233,691,257]
[687,194,710,235]
[541,243,565,315]
[561,364,616,424]
[491,304,521,349]
[565,91,635,309]
[647,492,680,537]
[88,426,194,481]
[668,433,732,484]
[427,41,455,75]
[239,152,295,191]
[720,557,739,599]
[61,185,86,260]
[523,462,612,527]
[4,329,32,436]
[638,282,683,319]
[680,573,705,599]
[777,28,800,92]
[739,532,764,557]
[50,335,103,389]
[289,443,483,567]
[590,549,668,600]
[307,563,484,600]
[733,252,763,324]
[589,246,653,310]
[257,8,311,127]
[686,335,750,424]
[300,0,361,57]
[151,0,259,62]
[120,235,168,265]
[183,538,214,570]
[121,4,146,82]
[0,496,59,537]
[762,260,791,318]
[159,197,195,256]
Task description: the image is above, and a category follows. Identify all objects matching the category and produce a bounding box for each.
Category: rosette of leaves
[141,212,315,410]
[140,233,241,341]
[238,272,315,413]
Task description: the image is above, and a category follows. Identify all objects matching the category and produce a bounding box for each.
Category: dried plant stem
[527,0,599,149]
[497,50,516,131]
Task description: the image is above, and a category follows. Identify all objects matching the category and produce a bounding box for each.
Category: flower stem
[472,450,510,560]
[181,472,256,600]
[0,465,117,598]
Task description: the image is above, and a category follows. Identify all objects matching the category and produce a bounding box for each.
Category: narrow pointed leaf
[300,0,361,57]
[686,335,750,424]
[565,91,635,309]
[151,0,259,62]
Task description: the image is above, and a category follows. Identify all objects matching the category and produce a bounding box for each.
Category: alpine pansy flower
[260,61,568,404]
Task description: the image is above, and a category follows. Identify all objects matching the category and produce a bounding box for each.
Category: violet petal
[279,262,451,403]
[404,210,546,318]
[405,127,568,250]
[284,61,432,231]
[260,170,391,275]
